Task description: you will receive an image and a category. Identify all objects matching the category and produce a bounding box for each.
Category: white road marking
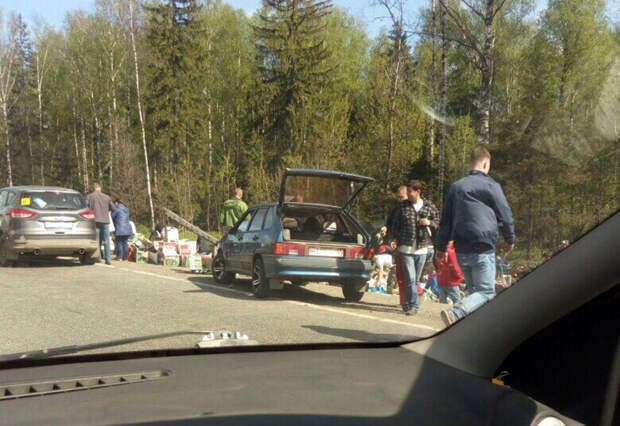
[97,264,440,332]
[286,300,441,332]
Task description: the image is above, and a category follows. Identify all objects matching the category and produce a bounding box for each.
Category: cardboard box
[165,226,179,242]
[201,253,212,270]
[187,254,203,271]
[164,254,180,267]
[178,240,197,256]
[148,251,161,264]
[136,250,148,264]
[162,242,178,256]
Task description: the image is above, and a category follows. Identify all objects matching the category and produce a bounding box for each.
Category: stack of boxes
[138,227,209,273]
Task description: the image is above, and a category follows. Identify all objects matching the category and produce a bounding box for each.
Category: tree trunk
[428,0,436,166]
[2,103,12,186]
[26,111,34,184]
[80,116,89,191]
[72,102,82,188]
[438,4,447,202]
[35,46,47,185]
[130,0,155,229]
[480,1,496,144]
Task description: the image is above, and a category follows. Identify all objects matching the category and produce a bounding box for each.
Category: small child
[436,241,464,304]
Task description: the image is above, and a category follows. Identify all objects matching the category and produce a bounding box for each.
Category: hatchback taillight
[80,211,95,220]
[349,247,372,259]
[9,208,36,219]
[273,242,305,256]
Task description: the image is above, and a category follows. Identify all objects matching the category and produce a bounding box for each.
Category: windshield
[21,192,86,210]
[0,0,617,358]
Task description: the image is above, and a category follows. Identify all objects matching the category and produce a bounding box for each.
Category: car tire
[251,258,270,298]
[342,280,365,302]
[80,253,97,265]
[0,238,15,267]
[212,250,234,284]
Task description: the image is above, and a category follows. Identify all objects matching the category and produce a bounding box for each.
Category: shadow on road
[301,325,417,342]
[12,256,84,268]
[182,273,404,316]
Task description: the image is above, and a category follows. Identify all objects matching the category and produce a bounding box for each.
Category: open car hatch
[279,168,374,210]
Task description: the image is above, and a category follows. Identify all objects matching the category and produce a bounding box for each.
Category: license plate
[308,248,343,258]
[44,222,72,229]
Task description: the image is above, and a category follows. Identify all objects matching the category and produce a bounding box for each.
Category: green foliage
[0,0,616,269]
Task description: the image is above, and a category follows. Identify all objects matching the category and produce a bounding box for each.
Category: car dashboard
[0,344,573,426]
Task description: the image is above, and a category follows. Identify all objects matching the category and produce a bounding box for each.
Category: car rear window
[21,191,86,210]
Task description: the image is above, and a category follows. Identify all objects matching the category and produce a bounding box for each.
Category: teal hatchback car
[212,169,375,301]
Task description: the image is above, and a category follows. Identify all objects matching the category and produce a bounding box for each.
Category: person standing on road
[111,199,133,261]
[437,146,515,326]
[220,188,248,229]
[408,180,439,293]
[386,182,422,315]
[85,183,117,265]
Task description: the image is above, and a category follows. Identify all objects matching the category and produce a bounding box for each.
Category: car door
[225,209,254,272]
[239,208,268,273]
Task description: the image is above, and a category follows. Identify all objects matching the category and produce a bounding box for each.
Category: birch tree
[438,0,510,144]
[128,0,155,229]
[0,14,17,186]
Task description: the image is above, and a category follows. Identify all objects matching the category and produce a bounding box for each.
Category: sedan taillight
[9,208,36,219]
[80,211,95,220]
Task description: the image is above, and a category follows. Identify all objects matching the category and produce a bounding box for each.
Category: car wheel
[80,253,97,265]
[251,258,270,298]
[342,280,365,302]
[0,238,15,267]
[212,250,234,284]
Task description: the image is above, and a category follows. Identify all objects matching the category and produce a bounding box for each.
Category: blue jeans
[451,253,496,320]
[96,223,111,262]
[116,235,129,260]
[415,248,438,295]
[439,286,461,304]
[399,253,418,310]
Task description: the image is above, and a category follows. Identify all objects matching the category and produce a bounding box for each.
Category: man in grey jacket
[437,146,515,326]
[85,183,116,265]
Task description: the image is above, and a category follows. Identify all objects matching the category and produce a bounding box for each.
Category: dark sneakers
[402,306,418,316]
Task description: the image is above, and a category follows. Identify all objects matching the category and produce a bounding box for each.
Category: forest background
[0,0,617,266]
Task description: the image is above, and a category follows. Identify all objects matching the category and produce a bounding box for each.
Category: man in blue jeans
[407,180,439,296]
[437,146,515,326]
[86,183,117,265]
[386,181,423,315]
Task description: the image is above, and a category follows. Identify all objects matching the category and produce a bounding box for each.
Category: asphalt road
[0,258,447,357]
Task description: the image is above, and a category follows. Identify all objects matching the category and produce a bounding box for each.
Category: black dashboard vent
[0,369,170,401]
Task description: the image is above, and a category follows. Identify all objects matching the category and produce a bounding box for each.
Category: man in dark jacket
[437,146,515,326]
[408,180,439,291]
[111,199,133,261]
[85,183,116,265]
[386,183,423,315]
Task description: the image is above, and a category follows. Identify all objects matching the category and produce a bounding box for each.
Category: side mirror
[282,229,291,241]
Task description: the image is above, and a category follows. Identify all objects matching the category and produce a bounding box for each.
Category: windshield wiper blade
[0,330,234,362]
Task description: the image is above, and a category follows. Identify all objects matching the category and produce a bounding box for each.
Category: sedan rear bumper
[6,236,98,259]
[261,254,373,283]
